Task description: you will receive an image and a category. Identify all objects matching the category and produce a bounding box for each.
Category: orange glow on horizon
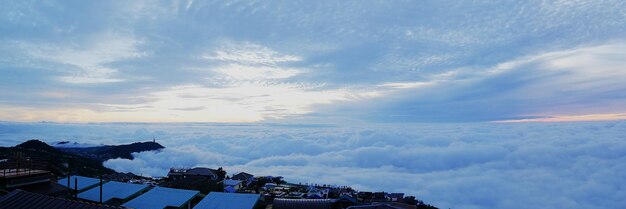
[494,113,626,123]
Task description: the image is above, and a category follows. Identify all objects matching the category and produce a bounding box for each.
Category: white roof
[193,192,260,209]
[57,176,100,191]
[78,181,148,202]
[223,179,242,186]
[122,186,199,209]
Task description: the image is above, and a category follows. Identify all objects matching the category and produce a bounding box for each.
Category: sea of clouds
[1,121,625,209]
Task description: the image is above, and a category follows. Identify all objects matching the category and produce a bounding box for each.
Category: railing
[0,159,50,177]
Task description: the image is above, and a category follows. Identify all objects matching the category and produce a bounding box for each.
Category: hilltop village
[0,140,437,209]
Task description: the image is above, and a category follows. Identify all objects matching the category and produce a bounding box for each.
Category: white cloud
[210,64,302,81]
[378,81,434,89]
[203,42,301,66]
[2,121,625,209]
[16,32,144,84]
[482,43,626,116]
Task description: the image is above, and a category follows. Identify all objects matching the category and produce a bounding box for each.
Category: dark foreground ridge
[1,140,164,177]
[59,141,165,161]
[2,140,114,177]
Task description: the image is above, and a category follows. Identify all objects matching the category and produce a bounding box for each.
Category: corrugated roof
[57,176,101,191]
[121,186,199,209]
[348,203,416,209]
[78,181,149,203]
[193,192,260,209]
[0,189,117,209]
[272,198,333,209]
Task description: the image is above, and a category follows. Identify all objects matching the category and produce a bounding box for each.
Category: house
[102,172,137,182]
[231,172,254,182]
[262,182,278,191]
[402,196,418,205]
[168,167,219,181]
[357,192,373,202]
[1,168,52,189]
[372,192,387,202]
[283,191,305,199]
[386,193,404,202]
[222,179,243,192]
[0,163,66,196]
[307,188,330,199]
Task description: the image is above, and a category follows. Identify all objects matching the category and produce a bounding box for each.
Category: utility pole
[99,175,103,203]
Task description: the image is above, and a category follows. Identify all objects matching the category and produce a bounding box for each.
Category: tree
[216,167,227,180]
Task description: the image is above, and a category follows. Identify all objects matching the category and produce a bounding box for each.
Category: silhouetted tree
[216,167,226,180]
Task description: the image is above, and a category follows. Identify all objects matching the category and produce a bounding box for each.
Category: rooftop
[231,172,253,181]
[0,189,118,209]
[121,186,199,209]
[78,181,149,203]
[58,176,101,191]
[193,192,260,209]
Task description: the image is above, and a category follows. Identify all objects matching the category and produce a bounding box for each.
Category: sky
[1,0,626,123]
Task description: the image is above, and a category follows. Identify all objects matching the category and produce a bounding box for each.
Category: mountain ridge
[1,139,164,177]
[58,141,164,161]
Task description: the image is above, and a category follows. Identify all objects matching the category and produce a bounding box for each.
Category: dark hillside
[59,141,164,161]
[0,140,114,177]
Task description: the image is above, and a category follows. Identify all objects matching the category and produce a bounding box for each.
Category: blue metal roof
[57,176,101,191]
[224,186,236,193]
[222,179,241,186]
[78,181,149,203]
[193,192,260,209]
[0,189,118,209]
[121,186,199,209]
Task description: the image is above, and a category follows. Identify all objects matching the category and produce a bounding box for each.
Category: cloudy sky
[1,0,625,123]
[2,1,626,209]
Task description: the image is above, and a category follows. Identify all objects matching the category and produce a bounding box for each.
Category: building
[0,166,67,196]
[168,167,219,181]
[230,172,254,186]
[372,192,387,202]
[231,172,253,181]
[357,192,373,202]
[262,182,278,191]
[102,172,137,182]
[222,179,243,193]
[386,193,404,202]
[193,192,260,209]
[1,159,54,190]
